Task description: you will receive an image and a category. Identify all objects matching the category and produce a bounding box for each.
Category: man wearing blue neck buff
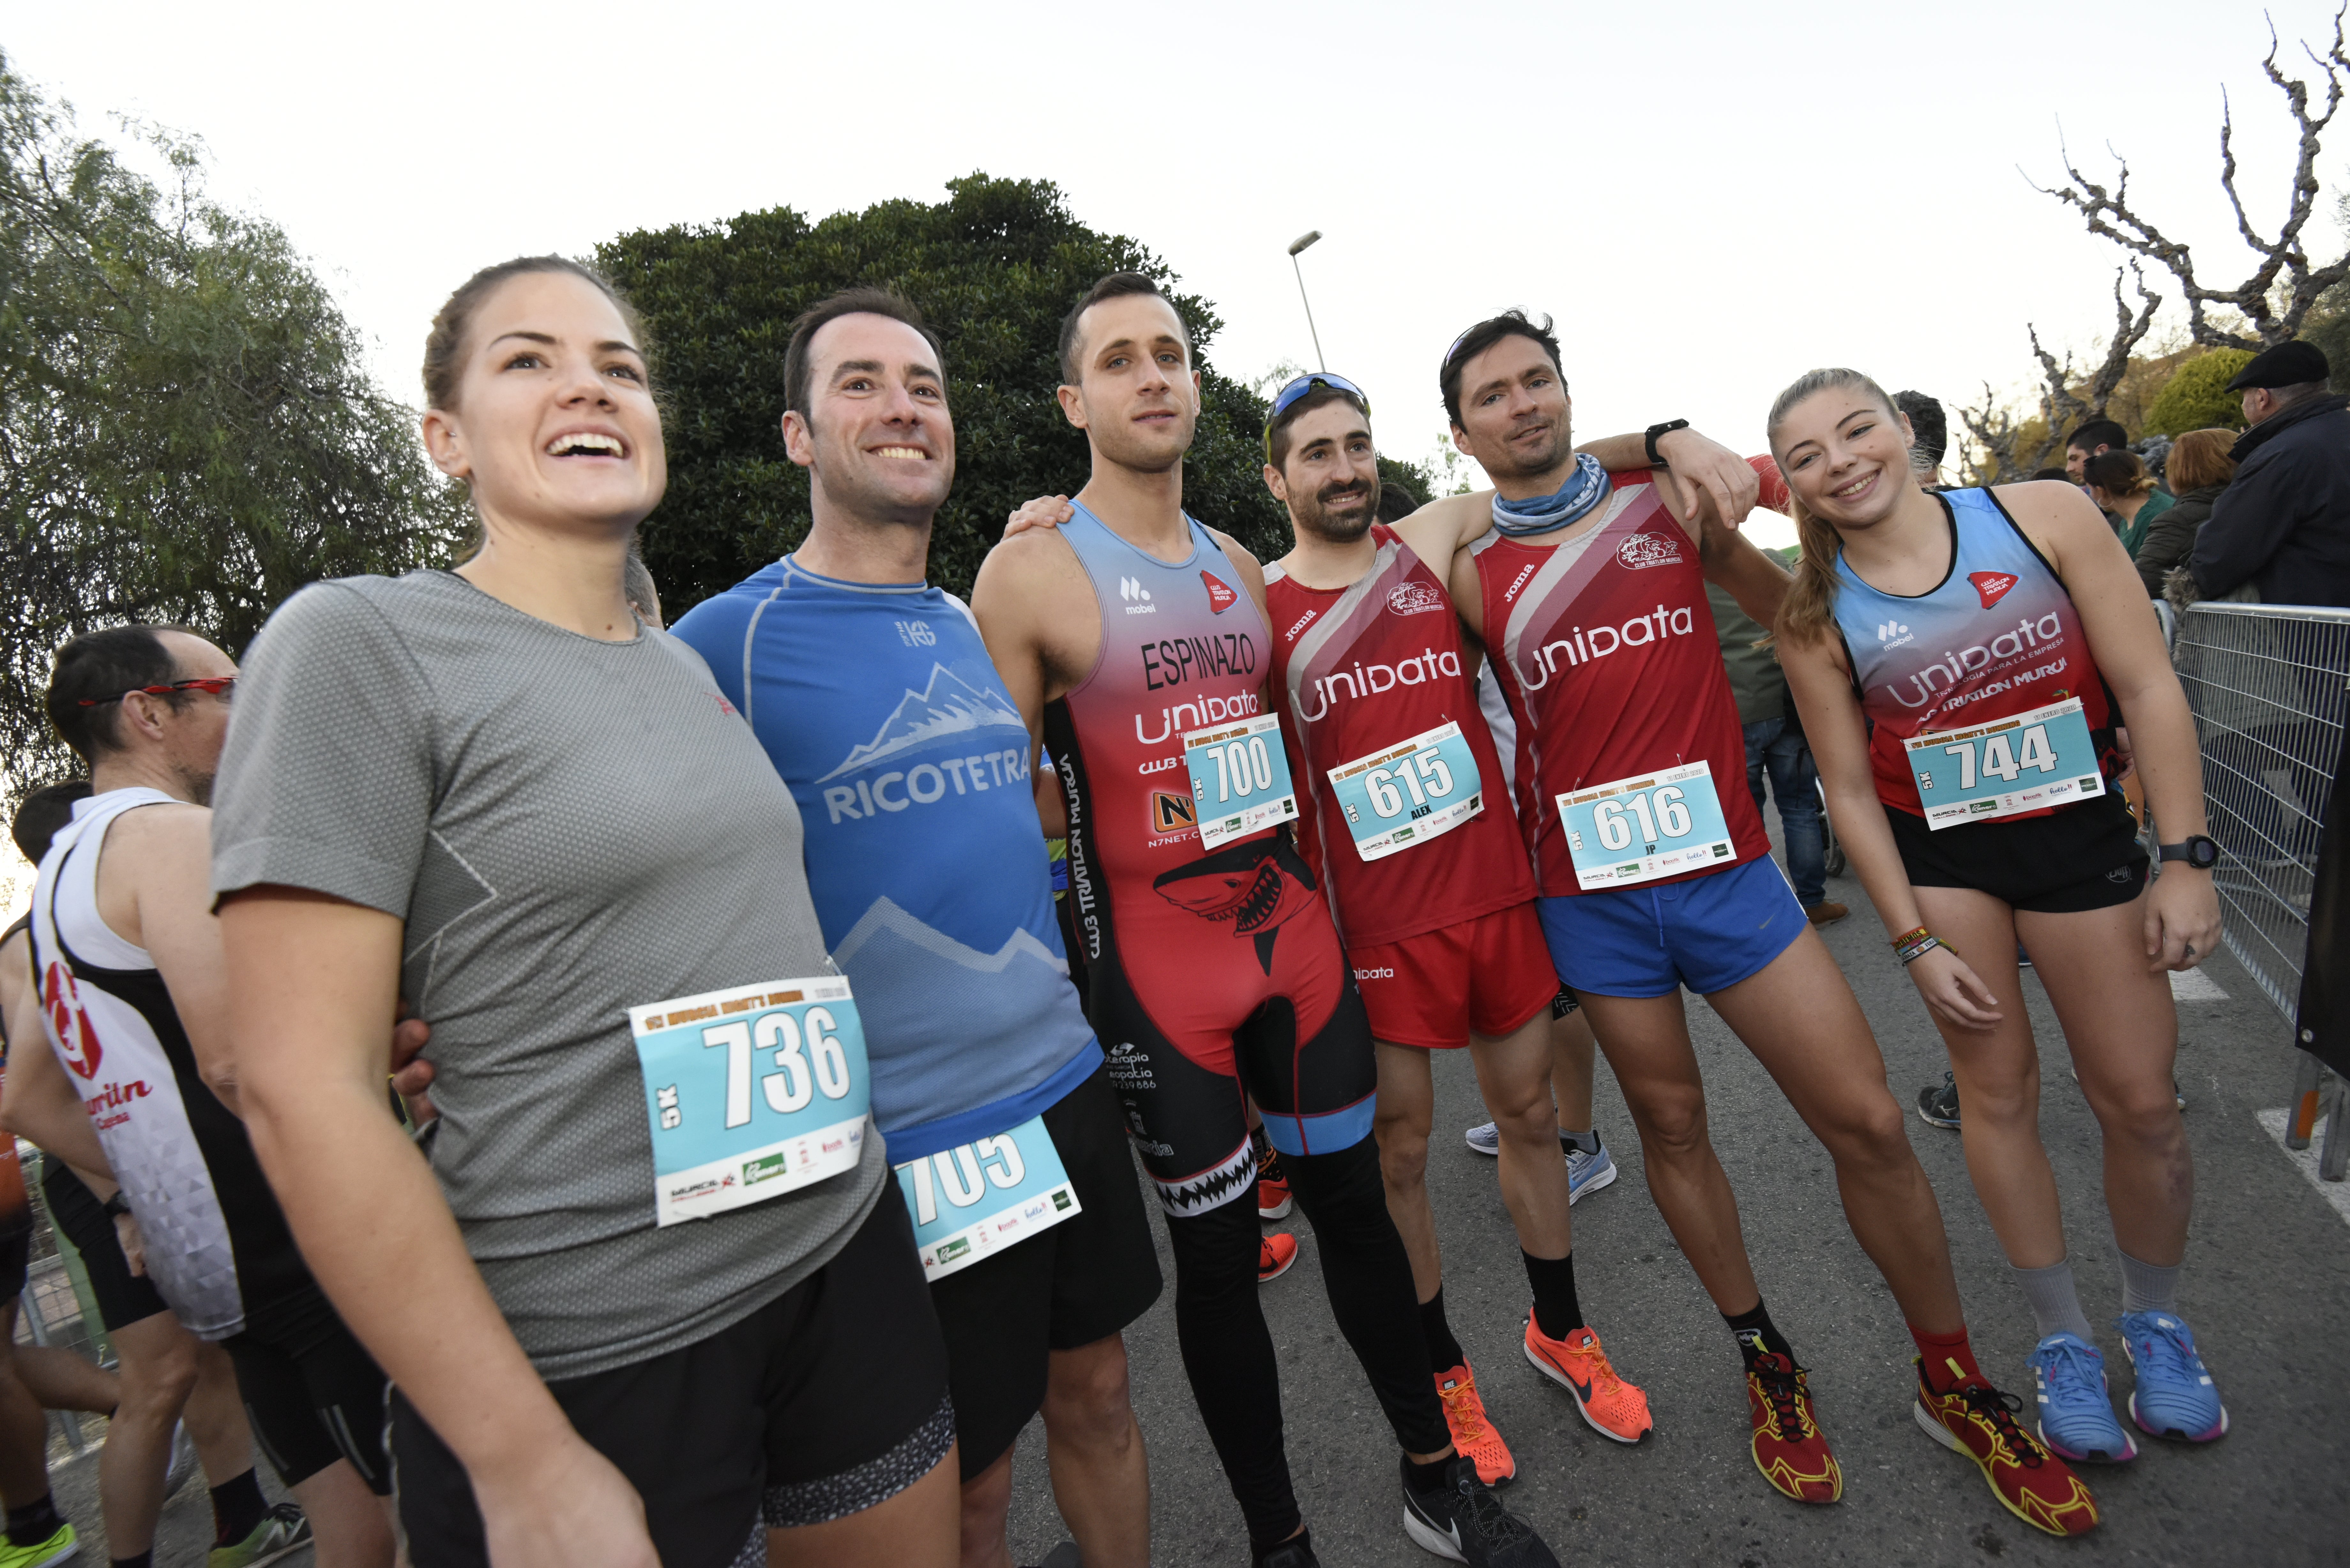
[1414,312,2009,1514]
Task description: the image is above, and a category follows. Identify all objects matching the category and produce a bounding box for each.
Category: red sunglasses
[78,676,237,707]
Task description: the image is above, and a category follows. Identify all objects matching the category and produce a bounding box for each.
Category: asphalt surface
[25,843,2347,1566]
[999,845,2350,1568]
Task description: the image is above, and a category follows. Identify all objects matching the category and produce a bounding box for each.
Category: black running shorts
[1886,790,2149,914]
[391,1181,953,1568]
[931,1065,1161,1478]
[41,1160,169,1332]
[0,1230,27,1305]
[224,1282,392,1494]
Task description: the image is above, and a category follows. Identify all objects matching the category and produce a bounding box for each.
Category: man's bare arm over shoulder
[971,528,1100,744]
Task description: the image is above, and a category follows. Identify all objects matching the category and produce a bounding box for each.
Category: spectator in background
[2063,417,2129,484]
[2191,340,2350,607]
[2029,467,2073,483]
[2133,430,2236,598]
[2083,449,2174,558]
[1894,391,1948,489]
[1722,456,1843,926]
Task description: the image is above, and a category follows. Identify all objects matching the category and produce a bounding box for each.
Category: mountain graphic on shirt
[829,898,1091,1131]
[818,664,1027,782]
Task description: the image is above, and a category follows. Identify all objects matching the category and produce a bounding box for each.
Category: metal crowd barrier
[2171,602,2350,1178]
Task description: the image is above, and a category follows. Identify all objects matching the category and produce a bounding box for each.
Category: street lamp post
[1287,230,1326,371]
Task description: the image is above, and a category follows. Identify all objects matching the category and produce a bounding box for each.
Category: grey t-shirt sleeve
[211,579,437,917]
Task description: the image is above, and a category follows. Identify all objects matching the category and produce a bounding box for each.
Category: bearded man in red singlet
[1402,311,2094,1533]
[971,275,1556,1568]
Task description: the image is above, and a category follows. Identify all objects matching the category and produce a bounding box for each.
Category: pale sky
[2,0,2344,897]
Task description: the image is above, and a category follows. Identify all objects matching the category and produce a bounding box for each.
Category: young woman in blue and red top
[1770,368,2229,1477]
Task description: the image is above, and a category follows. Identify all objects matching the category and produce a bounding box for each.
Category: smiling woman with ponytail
[1767,366,2233,1489]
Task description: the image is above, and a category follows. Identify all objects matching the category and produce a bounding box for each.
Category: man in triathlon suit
[668,289,1160,1568]
[24,626,399,1565]
[1411,312,2087,1531]
[1253,373,1651,1481]
[973,273,1555,1568]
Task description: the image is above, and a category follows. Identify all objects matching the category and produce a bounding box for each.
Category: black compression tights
[1164,1134,1450,1551]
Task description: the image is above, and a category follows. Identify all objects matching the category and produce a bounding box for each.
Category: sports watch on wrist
[1645,419,1689,467]
[2157,835,2220,870]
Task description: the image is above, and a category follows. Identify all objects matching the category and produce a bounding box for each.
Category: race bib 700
[1184,713,1299,850]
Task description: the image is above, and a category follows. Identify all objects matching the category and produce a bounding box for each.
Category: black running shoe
[1252,1529,1320,1567]
[1917,1071,1961,1130]
[1401,1455,1559,1566]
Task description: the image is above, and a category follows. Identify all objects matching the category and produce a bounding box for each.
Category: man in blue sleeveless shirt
[670,290,1161,1568]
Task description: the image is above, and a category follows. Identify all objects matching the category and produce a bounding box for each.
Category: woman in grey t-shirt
[211,258,959,1568]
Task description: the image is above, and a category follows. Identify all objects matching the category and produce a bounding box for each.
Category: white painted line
[2171,968,2230,1003]
[2256,1109,2350,1231]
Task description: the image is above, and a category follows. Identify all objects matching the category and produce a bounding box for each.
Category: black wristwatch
[2157,835,2220,870]
[102,1191,133,1218]
[1645,419,1690,467]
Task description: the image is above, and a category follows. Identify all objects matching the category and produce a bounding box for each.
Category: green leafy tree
[598,175,1429,612]
[0,56,461,802]
[2143,348,2255,435]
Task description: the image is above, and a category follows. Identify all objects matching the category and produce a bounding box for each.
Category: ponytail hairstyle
[1765,367,1907,651]
[2081,449,2156,501]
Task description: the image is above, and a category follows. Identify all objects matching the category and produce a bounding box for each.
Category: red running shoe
[1258,1232,1298,1283]
[1434,1362,1516,1484]
[1256,1146,1293,1220]
[1913,1360,2100,1537]
[1746,1353,1842,1503]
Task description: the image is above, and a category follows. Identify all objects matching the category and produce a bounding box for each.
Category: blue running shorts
[1536,854,1807,999]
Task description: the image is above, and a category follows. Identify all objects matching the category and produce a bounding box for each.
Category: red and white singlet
[1469,475,1771,897]
[1265,525,1534,946]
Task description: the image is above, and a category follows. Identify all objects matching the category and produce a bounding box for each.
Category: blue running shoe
[2117,1312,2228,1443]
[1462,1127,1616,1204]
[1565,1140,1617,1203]
[2028,1333,2136,1463]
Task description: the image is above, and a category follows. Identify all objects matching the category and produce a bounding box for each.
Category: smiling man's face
[784,312,957,525]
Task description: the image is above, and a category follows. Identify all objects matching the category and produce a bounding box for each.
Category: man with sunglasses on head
[974,273,1558,1568]
[21,625,398,1566]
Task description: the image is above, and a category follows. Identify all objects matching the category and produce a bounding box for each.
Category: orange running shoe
[1255,1146,1293,1220]
[1524,1315,1652,1443]
[1746,1353,1842,1503]
[1258,1232,1298,1283]
[1913,1360,2100,1537]
[1434,1362,1516,1484]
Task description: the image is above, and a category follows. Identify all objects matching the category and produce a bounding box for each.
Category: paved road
[1001,852,2350,1567]
[26,854,2346,1565]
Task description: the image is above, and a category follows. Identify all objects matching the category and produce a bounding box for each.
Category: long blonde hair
[1766,367,1905,651]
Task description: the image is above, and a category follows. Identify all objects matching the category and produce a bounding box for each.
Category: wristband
[1889,926,1930,953]
[102,1191,133,1218]
[1897,936,1944,965]
[1644,419,1689,468]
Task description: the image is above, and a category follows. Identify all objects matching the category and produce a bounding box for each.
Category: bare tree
[1959,265,2161,482]
[2034,5,2350,349]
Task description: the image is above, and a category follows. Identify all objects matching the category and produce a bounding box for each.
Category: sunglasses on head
[79,675,237,707]
[1263,372,1372,460]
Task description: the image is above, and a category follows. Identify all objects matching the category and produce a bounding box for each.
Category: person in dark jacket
[2134,428,2236,596]
[2189,340,2350,607]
